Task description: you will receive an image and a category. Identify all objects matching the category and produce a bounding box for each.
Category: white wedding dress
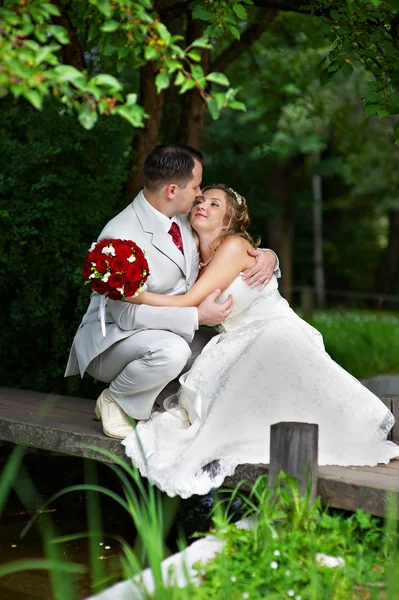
[122,275,399,498]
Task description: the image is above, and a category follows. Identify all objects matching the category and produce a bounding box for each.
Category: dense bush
[0,99,131,397]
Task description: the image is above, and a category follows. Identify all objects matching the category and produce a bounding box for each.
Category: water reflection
[0,443,241,599]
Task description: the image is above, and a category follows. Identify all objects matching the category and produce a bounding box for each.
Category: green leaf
[164,59,182,73]
[95,0,112,18]
[187,50,201,62]
[154,22,171,44]
[320,68,334,86]
[48,25,69,45]
[91,74,123,91]
[117,104,146,128]
[190,37,212,50]
[178,78,196,94]
[213,92,227,110]
[100,20,119,32]
[205,72,229,86]
[118,45,130,59]
[206,97,220,120]
[34,44,61,66]
[22,90,43,110]
[191,6,213,21]
[229,25,241,40]
[155,71,170,93]
[41,3,61,16]
[343,61,354,75]
[229,100,246,112]
[78,105,98,130]
[191,65,205,81]
[233,3,247,20]
[364,104,379,117]
[54,65,85,84]
[175,71,186,86]
[330,9,340,20]
[126,93,138,105]
[144,45,159,61]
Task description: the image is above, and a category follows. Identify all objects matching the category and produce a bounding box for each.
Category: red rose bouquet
[83,238,149,300]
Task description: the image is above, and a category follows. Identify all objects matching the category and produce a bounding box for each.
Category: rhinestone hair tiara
[228,187,243,205]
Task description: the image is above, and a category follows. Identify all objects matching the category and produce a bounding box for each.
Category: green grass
[189,475,399,600]
[304,310,399,379]
[2,444,399,600]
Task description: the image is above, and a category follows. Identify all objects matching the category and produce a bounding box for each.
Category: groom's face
[173,160,203,214]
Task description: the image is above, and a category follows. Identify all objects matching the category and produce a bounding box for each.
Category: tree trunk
[123,62,165,200]
[311,151,325,308]
[267,161,295,304]
[373,209,399,296]
[177,18,209,148]
[53,1,85,70]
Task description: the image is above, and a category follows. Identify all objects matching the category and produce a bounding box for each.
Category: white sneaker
[94,389,134,440]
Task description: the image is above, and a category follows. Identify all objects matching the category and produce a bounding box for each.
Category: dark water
[0,443,237,599]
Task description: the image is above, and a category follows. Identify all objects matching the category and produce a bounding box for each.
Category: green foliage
[313,0,399,119]
[307,310,399,378]
[0,0,248,129]
[197,475,396,599]
[0,97,131,396]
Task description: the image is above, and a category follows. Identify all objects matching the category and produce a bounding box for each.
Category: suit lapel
[133,192,186,274]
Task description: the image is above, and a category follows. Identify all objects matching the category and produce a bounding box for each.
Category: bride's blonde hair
[199,184,260,253]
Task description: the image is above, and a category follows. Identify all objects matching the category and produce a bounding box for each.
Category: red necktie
[168,222,184,254]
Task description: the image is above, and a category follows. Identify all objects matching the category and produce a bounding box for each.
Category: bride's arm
[127,236,254,308]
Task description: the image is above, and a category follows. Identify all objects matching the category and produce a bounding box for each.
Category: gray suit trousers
[86,327,216,420]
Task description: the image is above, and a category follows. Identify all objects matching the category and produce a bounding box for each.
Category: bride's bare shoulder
[217,235,253,254]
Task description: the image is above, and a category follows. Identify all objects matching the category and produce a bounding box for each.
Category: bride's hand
[126,291,147,304]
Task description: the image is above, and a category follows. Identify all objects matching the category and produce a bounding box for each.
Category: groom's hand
[242,248,277,288]
[198,289,233,326]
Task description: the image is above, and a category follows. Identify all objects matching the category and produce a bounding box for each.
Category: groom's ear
[166,183,177,200]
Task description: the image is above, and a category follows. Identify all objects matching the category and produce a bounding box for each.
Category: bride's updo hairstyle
[201,184,260,253]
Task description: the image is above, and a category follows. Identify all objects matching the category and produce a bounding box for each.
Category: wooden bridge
[1,387,399,518]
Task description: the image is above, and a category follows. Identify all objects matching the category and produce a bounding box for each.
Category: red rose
[125,263,144,285]
[114,242,134,259]
[95,256,109,274]
[111,256,128,272]
[82,260,92,281]
[107,289,123,300]
[108,273,125,289]
[87,250,97,263]
[90,279,109,295]
[124,282,140,297]
[134,248,148,271]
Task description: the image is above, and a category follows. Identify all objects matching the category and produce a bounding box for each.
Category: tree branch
[211,9,277,73]
[53,0,85,70]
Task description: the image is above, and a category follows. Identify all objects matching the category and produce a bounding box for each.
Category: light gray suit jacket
[65,192,200,378]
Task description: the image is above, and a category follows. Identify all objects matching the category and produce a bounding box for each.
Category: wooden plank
[318,466,399,492]
[0,387,125,462]
[316,474,396,518]
[0,387,94,416]
[345,464,399,477]
[1,387,399,517]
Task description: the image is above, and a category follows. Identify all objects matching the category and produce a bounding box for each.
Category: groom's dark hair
[143,144,204,190]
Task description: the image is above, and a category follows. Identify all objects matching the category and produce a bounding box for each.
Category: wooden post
[269,422,319,502]
[300,286,314,320]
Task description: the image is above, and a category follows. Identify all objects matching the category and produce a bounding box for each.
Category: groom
[65,144,279,439]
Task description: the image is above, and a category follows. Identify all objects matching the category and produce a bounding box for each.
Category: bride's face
[190,189,227,236]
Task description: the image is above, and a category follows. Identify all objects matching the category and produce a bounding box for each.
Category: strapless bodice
[216,274,287,332]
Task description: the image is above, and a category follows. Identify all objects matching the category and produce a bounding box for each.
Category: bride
[122,184,399,498]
